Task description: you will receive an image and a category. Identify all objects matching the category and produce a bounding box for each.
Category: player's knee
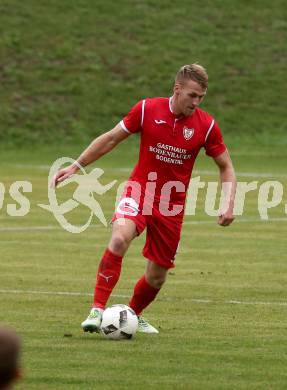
[109,234,130,256]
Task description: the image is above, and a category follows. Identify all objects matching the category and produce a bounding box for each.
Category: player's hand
[217,210,234,227]
[50,164,79,188]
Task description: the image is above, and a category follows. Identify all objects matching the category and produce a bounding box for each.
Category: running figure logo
[39,157,117,233]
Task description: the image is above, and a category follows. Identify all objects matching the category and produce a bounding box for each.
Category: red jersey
[120,97,226,205]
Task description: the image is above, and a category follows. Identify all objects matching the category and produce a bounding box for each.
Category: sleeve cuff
[206,145,227,158]
[120,120,131,134]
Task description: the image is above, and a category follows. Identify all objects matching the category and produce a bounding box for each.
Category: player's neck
[170,95,184,118]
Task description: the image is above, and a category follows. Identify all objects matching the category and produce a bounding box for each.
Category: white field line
[0,225,60,232]
[0,289,286,307]
[0,224,103,232]
[184,217,287,225]
[0,217,286,232]
[9,164,287,178]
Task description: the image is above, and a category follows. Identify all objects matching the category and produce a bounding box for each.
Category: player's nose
[191,97,200,106]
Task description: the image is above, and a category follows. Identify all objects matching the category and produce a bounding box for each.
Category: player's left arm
[213,150,237,226]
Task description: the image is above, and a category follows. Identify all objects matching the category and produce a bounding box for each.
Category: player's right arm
[52,123,129,187]
[52,99,143,187]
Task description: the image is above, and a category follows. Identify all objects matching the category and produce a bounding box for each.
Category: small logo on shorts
[116,198,139,216]
[183,127,194,140]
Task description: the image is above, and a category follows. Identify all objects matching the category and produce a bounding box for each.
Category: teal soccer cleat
[81,308,103,333]
[137,316,159,334]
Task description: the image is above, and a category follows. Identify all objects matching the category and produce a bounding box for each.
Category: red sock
[93,248,123,309]
[129,275,160,315]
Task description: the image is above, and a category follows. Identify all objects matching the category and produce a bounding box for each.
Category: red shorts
[112,195,184,269]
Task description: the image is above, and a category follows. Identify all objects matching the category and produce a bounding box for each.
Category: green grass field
[0,139,286,389]
[1,0,286,147]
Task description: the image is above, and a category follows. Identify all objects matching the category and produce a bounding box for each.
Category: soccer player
[53,64,236,333]
[0,326,21,389]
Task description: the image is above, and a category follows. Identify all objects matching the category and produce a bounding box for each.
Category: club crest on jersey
[183,126,194,140]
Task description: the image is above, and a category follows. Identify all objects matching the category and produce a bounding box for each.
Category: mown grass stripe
[1,289,287,307]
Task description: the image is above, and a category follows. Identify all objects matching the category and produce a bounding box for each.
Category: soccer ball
[100,304,138,340]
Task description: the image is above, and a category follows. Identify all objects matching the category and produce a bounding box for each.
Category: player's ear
[173,83,181,95]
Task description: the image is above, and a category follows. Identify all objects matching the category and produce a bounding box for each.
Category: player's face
[174,80,206,116]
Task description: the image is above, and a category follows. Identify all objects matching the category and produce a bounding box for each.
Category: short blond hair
[175,64,208,89]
